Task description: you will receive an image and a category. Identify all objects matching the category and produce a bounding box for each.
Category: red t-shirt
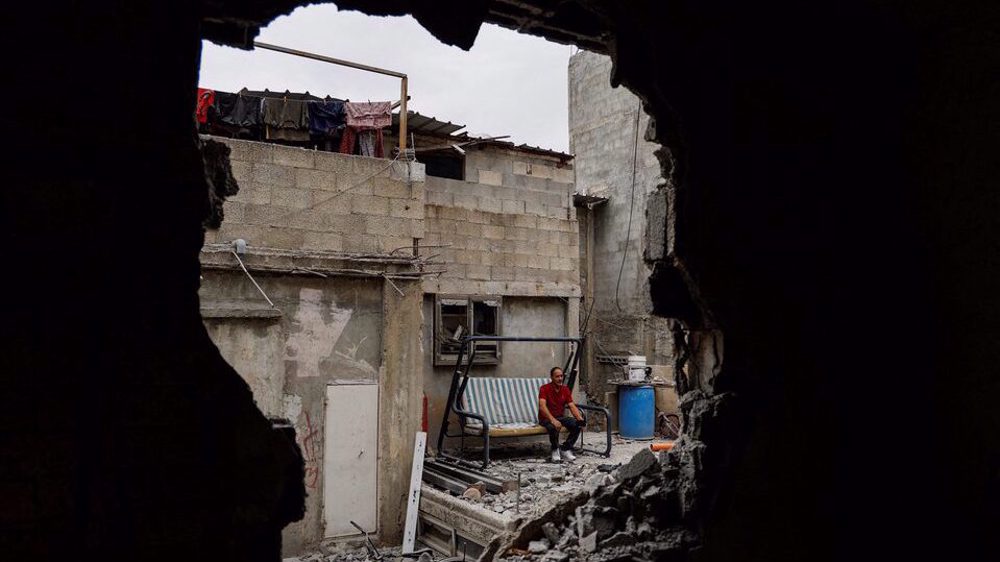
[538,382,573,423]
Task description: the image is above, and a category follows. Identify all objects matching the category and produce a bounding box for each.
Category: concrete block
[372,177,411,199]
[507,254,530,268]
[512,214,538,229]
[552,167,574,184]
[226,140,273,164]
[311,193,352,216]
[544,205,568,219]
[483,225,504,240]
[467,264,492,281]
[237,183,271,206]
[536,242,559,257]
[454,193,479,210]
[273,146,316,169]
[525,201,548,217]
[438,206,469,222]
[426,192,453,207]
[491,186,520,201]
[229,160,252,184]
[352,156,393,178]
[455,222,482,238]
[424,205,438,219]
[261,226,307,249]
[221,201,246,225]
[512,160,529,175]
[478,196,502,214]
[557,243,579,258]
[550,257,576,271]
[430,218,457,235]
[504,227,530,241]
[252,163,296,189]
[389,199,423,220]
[365,215,400,236]
[537,217,565,232]
[389,160,425,183]
[271,187,312,210]
[243,203,280,225]
[478,169,503,186]
[351,195,390,216]
[502,199,526,214]
[380,236,415,254]
[410,219,425,239]
[326,214,368,235]
[302,230,343,252]
[466,210,489,225]
[295,168,337,192]
[342,233,381,253]
[490,266,516,281]
[314,152,354,174]
[527,255,550,269]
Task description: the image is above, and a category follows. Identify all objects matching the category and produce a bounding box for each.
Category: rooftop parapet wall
[204,137,426,255]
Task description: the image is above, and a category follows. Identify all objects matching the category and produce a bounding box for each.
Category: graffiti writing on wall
[298,410,321,489]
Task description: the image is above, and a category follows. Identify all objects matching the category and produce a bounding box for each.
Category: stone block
[372,177,411,199]
[252,163,295,189]
[557,244,578,258]
[550,257,574,271]
[552,167,574,184]
[351,195,390,216]
[273,146,316,169]
[271,187,312,210]
[430,218,457,235]
[389,160,425,183]
[295,168,336,192]
[342,232,381,253]
[536,242,559,257]
[477,169,503,186]
[302,230,343,252]
[235,183,270,206]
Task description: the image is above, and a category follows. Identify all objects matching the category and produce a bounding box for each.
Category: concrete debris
[489,446,699,562]
[528,539,550,553]
[542,550,569,562]
[463,486,483,501]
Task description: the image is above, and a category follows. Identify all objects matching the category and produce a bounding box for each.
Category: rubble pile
[491,448,698,562]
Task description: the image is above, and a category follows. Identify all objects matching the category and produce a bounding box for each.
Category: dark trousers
[540,416,581,450]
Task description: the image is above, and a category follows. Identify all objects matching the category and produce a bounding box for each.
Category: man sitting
[538,367,584,462]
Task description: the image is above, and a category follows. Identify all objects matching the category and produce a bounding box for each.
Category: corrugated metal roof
[392,111,466,137]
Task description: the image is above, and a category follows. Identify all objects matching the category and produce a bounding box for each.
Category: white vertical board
[323,384,379,538]
[401,432,427,554]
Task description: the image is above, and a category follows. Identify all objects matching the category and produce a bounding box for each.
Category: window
[434,295,502,365]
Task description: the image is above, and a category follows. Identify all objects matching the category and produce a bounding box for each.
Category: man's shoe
[550,449,561,462]
[560,449,577,462]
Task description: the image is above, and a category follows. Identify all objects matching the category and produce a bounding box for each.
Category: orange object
[650,441,675,452]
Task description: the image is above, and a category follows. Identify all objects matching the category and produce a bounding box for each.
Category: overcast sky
[199,5,574,153]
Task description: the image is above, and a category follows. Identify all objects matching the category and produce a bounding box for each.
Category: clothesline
[197,86,394,158]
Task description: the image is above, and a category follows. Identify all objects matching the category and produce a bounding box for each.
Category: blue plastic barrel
[618,385,655,439]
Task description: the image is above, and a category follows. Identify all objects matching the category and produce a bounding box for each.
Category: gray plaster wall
[569,50,675,404]
[422,296,570,453]
[199,272,383,554]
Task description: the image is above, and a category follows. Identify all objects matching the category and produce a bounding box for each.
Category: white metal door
[323,384,379,537]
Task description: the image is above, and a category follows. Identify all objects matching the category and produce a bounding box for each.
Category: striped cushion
[461,377,549,429]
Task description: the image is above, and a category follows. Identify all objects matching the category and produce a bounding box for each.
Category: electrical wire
[274,151,403,223]
[232,250,275,308]
[615,104,642,312]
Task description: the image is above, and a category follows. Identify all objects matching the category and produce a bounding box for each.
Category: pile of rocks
[491,448,698,562]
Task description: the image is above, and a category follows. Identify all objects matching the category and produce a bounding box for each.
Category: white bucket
[627,355,647,382]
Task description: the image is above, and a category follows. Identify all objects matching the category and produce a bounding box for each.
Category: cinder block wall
[204,137,425,254]
[569,50,676,405]
[422,150,579,293]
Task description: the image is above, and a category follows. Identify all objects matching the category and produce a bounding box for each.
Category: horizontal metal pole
[461,336,582,343]
[253,41,407,79]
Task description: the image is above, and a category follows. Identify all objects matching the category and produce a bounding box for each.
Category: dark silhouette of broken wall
[1,1,995,561]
